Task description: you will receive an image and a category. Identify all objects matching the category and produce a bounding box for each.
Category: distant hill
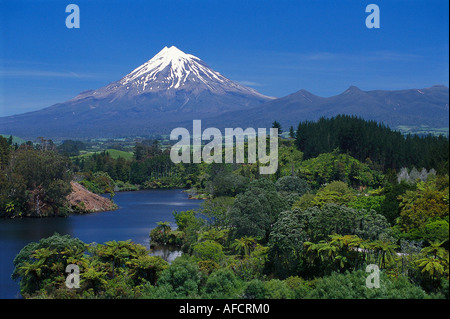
[198,85,449,133]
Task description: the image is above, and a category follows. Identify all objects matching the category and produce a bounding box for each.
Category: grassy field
[76,149,134,160]
[395,125,449,137]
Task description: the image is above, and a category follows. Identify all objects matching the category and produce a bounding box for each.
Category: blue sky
[0,0,448,116]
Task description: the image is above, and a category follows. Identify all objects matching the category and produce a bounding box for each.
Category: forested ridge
[295,115,449,170]
[1,115,449,299]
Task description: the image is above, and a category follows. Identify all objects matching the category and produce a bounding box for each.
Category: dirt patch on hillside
[67,181,117,213]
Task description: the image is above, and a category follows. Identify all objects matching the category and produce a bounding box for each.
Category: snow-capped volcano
[0,46,273,138]
[70,45,272,112]
[114,46,265,96]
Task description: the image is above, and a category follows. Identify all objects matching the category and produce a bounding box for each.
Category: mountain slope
[199,85,449,132]
[0,46,273,139]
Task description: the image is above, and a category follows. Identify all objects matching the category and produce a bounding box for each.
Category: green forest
[1,115,449,299]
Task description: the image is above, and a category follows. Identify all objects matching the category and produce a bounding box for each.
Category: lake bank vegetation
[4,115,449,298]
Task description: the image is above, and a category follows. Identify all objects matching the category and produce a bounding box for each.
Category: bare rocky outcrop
[67,181,117,213]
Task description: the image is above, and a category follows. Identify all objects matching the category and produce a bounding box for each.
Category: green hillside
[0,134,26,145]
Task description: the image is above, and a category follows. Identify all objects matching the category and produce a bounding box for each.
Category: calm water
[0,189,203,299]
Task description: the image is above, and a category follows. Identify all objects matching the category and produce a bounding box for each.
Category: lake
[0,189,203,299]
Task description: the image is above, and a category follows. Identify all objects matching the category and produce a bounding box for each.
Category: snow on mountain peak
[75,46,272,104]
[119,45,228,91]
[111,46,271,99]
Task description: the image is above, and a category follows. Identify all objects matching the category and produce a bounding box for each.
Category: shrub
[156,256,201,298]
[243,279,267,299]
[203,268,244,298]
[192,240,225,263]
[284,276,311,299]
[305,270,429,299]
[275,176,311,195]
[264,279,294,299]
